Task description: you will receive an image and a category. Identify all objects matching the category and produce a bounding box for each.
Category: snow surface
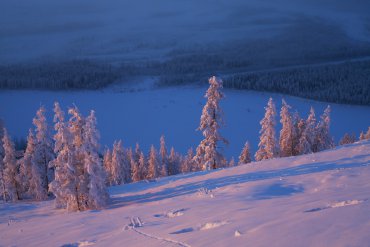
[0,84,369,158]
[1,140,370,246]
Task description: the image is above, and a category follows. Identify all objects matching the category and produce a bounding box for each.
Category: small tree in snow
[2,128,20,201]
[180,147,194,173]
[194,76,228,170]
[279,99,294,157]
[291,112,302,156]
[359,131,366,140]
[339,133,356,145]
[138,151,146,180]
[49,102,73,209]
[159,135,168,177]
[83,110,109,209]
[255,98,278,161]
[18,129,36,198]
[147,145,159,179]
[228,157,235,167]
[103,148,113,185]
[315,106,333,152]
[110,140,125,185]
[239,141,251,165]
[298,107,316,154]
[168,147,182,175]
[365,127,370,140]
[29,106,54,200]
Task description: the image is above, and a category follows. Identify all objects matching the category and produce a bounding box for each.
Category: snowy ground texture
[1,140,370,247]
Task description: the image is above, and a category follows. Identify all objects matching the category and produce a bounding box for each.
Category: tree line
[0,76,369,212]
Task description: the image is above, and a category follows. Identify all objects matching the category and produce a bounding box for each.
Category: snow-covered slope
[1,140,370,247]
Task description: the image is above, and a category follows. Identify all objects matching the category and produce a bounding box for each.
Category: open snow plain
[1,140,370,246]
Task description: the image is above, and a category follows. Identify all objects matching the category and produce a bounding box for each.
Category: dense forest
[0,58,369,105]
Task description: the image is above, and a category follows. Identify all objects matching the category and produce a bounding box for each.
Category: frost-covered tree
[297,107,316,154]
[49,102,73,209]
[2,128,20,202]
[168,147,178,176]
[194,76,228,170]
[110,140,125,185]
[359,131,366,140]
[51,103,108,211]
[103,148,112,185]
[255,98,278,161]
[180,147,194,173]
[68,106,90,210]
[147,145,159,179]
[18,129,36,198]
[315,106,333,152]
[129,148,139,182]
[291,112,302,156]
[279,99,294,157]
[365,127,370,140]
[82,110,109,209]
[239,141,251,165]
[29,106,54,200]
[228,157,235,167]
[339,133,356,145]
[159,135,168,177]
[138,151,146,181]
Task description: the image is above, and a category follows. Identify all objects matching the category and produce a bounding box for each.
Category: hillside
[1,140,369,247]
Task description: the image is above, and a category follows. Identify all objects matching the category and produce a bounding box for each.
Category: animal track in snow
[305,199,366,213]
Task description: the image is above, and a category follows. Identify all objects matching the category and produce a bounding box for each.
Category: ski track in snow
[126,217,191,247]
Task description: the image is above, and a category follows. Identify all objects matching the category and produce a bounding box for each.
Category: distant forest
[0,59,369,105]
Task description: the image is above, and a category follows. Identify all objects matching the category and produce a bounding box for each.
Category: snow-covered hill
[1,140,370,247]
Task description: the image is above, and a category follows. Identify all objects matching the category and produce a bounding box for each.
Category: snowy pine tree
[147,145,159,179]
[339,133,356,145]
[110,140,125,185]
[298,107,316,155]
[138,151,146,181]
[194,76,228,170]
[168,147,181,175]
[18,129,36,198]
[49,102,73,209]
[239,141,251,165]
[103,148,113,185]
[291,112,302,156]
[359,131,366,140]
[2,128,20,201]
[255,98,278,161]
[159,135,168,177]
[279,99,294,157]
[365,127,370,140]
[315,106,334,152]
[83,110,109,209]
[180,147,194,173]
[29,106,54,200]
